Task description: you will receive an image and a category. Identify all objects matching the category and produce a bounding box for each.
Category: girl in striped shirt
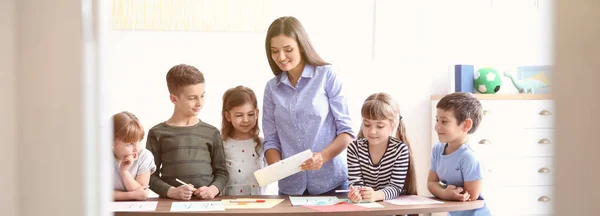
[347,93,417,202]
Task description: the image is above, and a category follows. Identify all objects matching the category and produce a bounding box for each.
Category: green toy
[504,72,549,94]
[474,67,502,94]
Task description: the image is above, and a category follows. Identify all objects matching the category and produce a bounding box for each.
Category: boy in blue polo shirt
[428,92,491,216]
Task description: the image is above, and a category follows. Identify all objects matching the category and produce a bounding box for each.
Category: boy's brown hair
[436,92,483,134]
[166,64,205,95]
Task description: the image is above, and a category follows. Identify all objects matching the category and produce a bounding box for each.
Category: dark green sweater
[146,120,228,197]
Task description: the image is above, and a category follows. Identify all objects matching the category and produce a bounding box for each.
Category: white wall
[555,0,600,214]
[0,0,17,215]
[108,0,553,195]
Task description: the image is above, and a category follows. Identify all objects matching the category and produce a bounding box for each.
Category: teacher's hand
[301,152,324,170]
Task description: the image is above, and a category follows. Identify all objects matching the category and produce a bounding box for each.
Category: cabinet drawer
[479,100,518,117]
[521,129,555,157]
[487,186,553,215]
[519,100,555,129]
[476,129,554,158]
[491,157,554,186]
[478,100,554,129]
[497,129,556,158]
[477,101,517,132]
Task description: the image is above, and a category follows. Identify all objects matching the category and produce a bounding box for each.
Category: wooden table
[114,195,484,216]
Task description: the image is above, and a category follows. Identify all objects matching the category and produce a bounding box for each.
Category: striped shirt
[347,137,410,200]
[146,120,229,197]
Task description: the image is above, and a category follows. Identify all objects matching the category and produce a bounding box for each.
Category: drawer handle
[538,138,552,144]
[478,139,491,145]
[537,167,551,173]
[538,196,551,202]
[538,110,553,116]
[483,110,491,116]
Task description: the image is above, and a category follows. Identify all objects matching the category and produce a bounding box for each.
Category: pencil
[175,178,196,191]
[175,178,189,186]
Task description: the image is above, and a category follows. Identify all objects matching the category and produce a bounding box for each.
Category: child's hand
[359,187,376,202]
[348,185,362,203]
[168,184,195,200]
[119,154,135,172]
[300,152,324,170]
[194,185,219,199]
[131,186,149,201]
[445,185,470,202]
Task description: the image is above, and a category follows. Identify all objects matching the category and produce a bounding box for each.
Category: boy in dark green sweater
[147,64,228,200]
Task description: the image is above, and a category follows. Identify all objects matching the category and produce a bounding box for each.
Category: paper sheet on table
[337,198,385,208]
[303,202,367,212]
[289,196,343,206]
[354,202,385,208]
[170,201,225,212]
[111,201,158,212]
[384,195,444,205]
[220,198,284,209]
[253,149,312,187]
[147,189,159,198]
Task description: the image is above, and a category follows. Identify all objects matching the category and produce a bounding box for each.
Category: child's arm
[377,145,410,200]
[118,151,154,191]
[427,170,470,201]
[119,168,143,191]
[428,170,449,199]
[427,145,469,201]
[347,141,366,202]
[427,146,446,199]
[193,131,228,199]
[461,154,484,201]
[113,191,132,200]
[113,187,148,201]
[134,173,151,187]
[346,141,364,186]
[146,130,173,197]
[132,150,155,189]
[135,150,156,187]
[262,85,282,165]
[463,180,483,201]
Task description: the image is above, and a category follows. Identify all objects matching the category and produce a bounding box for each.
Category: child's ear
[169,94,177,103]
[462,118,473,133]
[224,111,231,122]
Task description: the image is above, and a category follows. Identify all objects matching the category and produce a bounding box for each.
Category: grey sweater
[146,120,228,197]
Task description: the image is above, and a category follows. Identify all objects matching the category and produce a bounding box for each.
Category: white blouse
[222,138,267,196]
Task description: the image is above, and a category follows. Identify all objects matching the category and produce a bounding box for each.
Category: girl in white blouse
[221,86,268,196]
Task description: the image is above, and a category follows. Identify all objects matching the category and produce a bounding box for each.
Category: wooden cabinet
[431,94,554,216]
